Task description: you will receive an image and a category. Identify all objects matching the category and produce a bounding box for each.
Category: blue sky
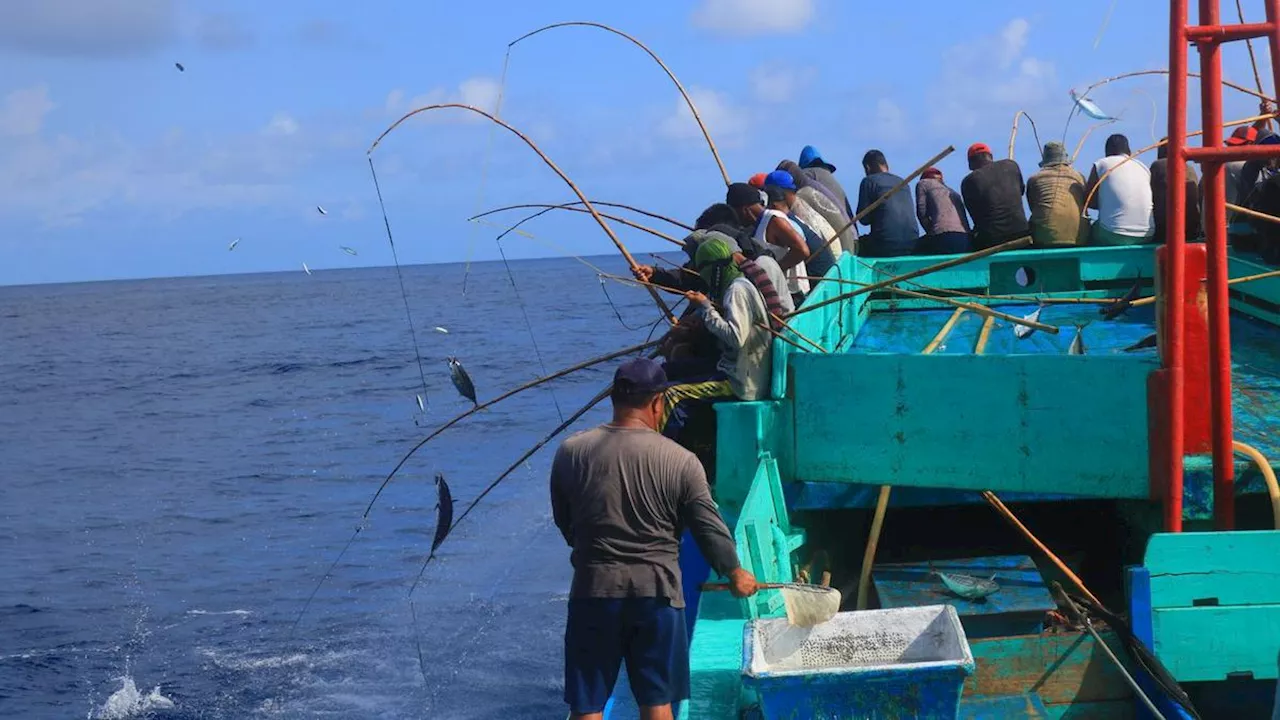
[0,0,1271,285]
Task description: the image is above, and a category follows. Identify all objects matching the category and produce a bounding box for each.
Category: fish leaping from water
[1070,89,1114,121]
[302,262,312,275]
[175,62,185,72]
[316,205,328,216]
[339,246,357,256]
[228,238,239,251]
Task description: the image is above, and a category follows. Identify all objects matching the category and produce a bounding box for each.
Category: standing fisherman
[551,358,757,720]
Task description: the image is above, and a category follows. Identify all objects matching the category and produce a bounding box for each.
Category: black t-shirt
[961,159,1029,249]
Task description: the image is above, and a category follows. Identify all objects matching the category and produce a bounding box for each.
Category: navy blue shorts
[564,597,689,714]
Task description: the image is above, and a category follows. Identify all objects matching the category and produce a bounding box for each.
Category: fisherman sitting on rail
[1084,133,1154,245]
[659,238,778,446]
[1151,138,1202,244]
[551,357,757,720]
[914,166,972,255]
[726,181,810,306]
[961,142,1031,249]
[798,144,855,220]
[776,159,855,255]
[857,149,920,257]
[764,170,839,280]
[1026,141,1090,248]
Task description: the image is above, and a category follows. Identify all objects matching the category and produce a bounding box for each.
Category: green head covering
[694,238,741,298]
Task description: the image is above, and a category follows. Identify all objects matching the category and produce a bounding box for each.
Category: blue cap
[764,170,797,191]
[799,145,834,171]
[613,357,669,395]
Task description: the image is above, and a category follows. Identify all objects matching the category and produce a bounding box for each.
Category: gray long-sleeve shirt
[550,425,741,608]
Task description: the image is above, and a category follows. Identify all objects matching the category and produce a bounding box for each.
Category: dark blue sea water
[0,256,668,719]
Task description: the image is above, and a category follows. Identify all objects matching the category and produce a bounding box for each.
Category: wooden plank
[962,632,1133,705]
[1043,699,1136,719]
[791,354,1153,497]
[1152,604,1280,681]
[959,693,1050,718]
[1144,531,1280,608]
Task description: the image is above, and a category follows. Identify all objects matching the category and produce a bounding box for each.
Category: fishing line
[461,51,510,296]
[368,156,431,412]
[408,598,429,687]
[599,275,655,331]
[495,234,565,423]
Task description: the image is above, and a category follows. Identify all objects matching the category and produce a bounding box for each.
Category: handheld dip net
[703,582,842,627]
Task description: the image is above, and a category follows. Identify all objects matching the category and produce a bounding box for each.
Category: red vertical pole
[1164,0,1189,532]
[1198,0,1236,530]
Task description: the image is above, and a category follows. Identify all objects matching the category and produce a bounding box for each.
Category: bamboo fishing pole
[408,383,614,598]
[508,21,730,186]
[602,273,830,353]
[819,146,956,256]
[1237,0,1269,118]
[1130,267,1280,308]
[471,201,694,232]
[368,103,677,325]
[855,308,967,611]
[1083,110,1280,211]
[290,339,663,632]
[801,276,1061,334]
[473,203,685,246]
[1076,69,1273,105]
[788,237,1033,320]
[1071,119,1117,163]
[1009,111,1042,159]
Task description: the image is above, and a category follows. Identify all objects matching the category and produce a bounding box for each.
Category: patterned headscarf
[694,238,742,298]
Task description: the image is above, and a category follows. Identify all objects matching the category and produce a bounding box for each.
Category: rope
[461,51,510,296]
[495,235,565,423]
[368,156,431,411]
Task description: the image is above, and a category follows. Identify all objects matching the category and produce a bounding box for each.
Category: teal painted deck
[672,246,1280,720]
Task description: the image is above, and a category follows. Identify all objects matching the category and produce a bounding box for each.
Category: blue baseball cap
[799,145,835,172]
[764,170,797,191]
[613,357,669,395]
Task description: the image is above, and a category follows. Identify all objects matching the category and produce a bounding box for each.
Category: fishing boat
[597,7,1280,717]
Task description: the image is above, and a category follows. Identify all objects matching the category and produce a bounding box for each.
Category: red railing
[1163,0,1280,531]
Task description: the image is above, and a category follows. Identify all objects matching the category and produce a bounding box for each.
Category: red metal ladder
[1164,0,1280,531]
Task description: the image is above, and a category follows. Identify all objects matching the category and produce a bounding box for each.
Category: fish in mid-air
[316,205,327,216]
[1123,333,1159,352]
[1013,306,1043,339]
[931,564,1001,600]
[431,473,454,555]
[302,262,312,275]
[1070,89,1114,121]
[339,246,357,256]
[1068,323,1088,355]
[174,62,185,72]
[228,238,239,251]
[1101,275,1143,320]
[416,394,425,413]
[447,356,477,405]
[433,326,449,334]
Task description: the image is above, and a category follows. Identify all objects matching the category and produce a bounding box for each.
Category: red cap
[747,172,767,188]
[967,142,992,159]
[921,167,943,180]
[1226,126,1257,146]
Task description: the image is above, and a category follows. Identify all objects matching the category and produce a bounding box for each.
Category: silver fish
[431,473,453,554]
[447,356,477,405]
[933,566,1000,600]
[1068,323,1087,355]
[302,262,312,275]
[339,246,357,256]
[175,62,185,72]
[228,238,239,251]
[1101,275,1142,320]
[433,326,449,334]
[316,205,327,216]
[415,394,425,413]
[1013,306,1043,339]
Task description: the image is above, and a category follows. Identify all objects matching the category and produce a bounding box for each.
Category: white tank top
[753,209,810,295]
[1093,156,1154,237]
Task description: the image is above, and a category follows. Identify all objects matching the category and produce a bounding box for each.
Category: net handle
[701,582,789,591]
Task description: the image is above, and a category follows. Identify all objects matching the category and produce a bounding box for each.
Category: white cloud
[692,0,815,36]
[384,76,504,122]
[999,18,1029,69]
[263,112,299,136]
[0,0,176,57]
[749,64,815,104]
[929,17,1056,135]
[0,85,54,137]
[659,86,746,148]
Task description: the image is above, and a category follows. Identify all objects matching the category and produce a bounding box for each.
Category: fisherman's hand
[1263,100,1277,118]
[685,290,710,307]
[633,265,655,282]
[728,567,758,598]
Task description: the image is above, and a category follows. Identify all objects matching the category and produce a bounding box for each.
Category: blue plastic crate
[742,604,975,720]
